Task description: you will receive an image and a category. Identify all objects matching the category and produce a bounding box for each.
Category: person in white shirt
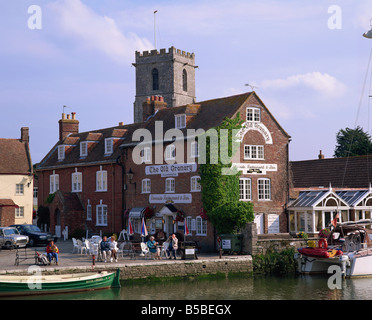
[109,236,118,262]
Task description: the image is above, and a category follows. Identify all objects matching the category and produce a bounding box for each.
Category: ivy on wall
[199,114,254,234]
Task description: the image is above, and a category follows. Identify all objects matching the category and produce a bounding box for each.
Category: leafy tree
[334,126,372,158]
[199,114,254,234]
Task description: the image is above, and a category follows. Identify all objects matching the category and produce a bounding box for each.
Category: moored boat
[0,269,120,297]
[294,220,372,278]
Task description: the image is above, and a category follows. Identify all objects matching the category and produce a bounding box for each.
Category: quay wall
[0,257,253,281]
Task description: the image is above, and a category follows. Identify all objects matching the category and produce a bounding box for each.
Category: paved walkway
[0,239,246,274]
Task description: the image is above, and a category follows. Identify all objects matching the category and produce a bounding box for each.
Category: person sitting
[109,236,118,262]
[166,234,178,259]
[46,241,59,265]
[100,236,111,262]
[147,236,160,260]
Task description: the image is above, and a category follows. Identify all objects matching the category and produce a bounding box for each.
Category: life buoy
[318,238,328,249]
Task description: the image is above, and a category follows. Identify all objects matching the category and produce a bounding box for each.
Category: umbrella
[184,218,190,236]
[128,217,134,236]
[141,217,148,237]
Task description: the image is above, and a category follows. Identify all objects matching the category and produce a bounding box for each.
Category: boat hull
[0,269,120,297]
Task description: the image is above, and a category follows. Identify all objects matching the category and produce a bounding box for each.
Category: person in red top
[46,241,59,265]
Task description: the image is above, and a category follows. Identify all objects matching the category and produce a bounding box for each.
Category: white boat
[294,220,372,278]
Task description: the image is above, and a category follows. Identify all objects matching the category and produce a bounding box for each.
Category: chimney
[20,127,29,143]
[318,150,324,159]
[59,112,79,141]
[142,95,167,122]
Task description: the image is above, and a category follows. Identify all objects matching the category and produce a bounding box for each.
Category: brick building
[36,47,291,252]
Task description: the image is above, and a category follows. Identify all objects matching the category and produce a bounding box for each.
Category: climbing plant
[199,114,254,234]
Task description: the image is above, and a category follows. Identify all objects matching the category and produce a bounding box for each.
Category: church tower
[133,47,196,123]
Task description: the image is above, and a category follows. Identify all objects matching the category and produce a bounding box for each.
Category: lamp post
[127,168,136,191]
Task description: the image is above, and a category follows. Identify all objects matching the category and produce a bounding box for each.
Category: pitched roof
[290,155,372,188]
[37,91,290,170]
[0,138,32,175]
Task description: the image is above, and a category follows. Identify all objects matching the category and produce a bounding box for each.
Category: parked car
[0,227,28,249]
[10,224,57,247]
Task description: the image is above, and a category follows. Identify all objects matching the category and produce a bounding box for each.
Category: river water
[13,274,372,300]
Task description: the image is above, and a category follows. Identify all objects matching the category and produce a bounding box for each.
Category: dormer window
[80,142,88,157]
[175,114,186,129]
[246,107,261,122]
[105,138,113,155]
[58,145,65,160]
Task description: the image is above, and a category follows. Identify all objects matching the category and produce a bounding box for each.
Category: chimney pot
[71,112,76,120]
[119,122,124,126]
[318,150,324,159]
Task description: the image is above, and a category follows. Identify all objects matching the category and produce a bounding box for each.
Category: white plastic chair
[72,238,80,253]
[116,242,125,258]
[140,242,150,259]
[77,239,86,254]
[161,241,169,259]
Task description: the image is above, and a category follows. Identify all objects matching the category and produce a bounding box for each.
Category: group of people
[147,233,178,260]
[100,235,119,262]
[44,233,179,265]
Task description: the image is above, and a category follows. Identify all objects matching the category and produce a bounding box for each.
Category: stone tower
[133,46,196,123]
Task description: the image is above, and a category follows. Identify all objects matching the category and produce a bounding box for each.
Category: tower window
[152,68,159,90]
[183,69,187,92]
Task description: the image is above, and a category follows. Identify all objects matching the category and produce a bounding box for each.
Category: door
[254,214,264,234]
[165,215,174,236]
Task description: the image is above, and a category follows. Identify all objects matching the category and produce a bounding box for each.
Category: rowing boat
[0,269,120,297]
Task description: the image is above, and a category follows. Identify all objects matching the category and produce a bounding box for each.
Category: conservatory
[288,187,372,234]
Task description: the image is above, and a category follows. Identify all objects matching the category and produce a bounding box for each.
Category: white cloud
[260,72,347,98]
[48,0,153,65]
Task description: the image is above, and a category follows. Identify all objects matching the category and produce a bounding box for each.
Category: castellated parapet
[133,46,196,123]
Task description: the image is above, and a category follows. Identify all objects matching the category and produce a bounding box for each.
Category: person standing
[166,234,178,259]
[109,236,118,262]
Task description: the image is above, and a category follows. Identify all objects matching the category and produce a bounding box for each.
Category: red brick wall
[0,207,15,226]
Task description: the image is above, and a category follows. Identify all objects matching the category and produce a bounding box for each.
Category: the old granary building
[36,47,291,251]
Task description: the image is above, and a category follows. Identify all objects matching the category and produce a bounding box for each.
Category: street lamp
[127,168,136,190]
[363,20,372,38]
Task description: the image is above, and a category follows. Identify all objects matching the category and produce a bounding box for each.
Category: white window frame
[15,207,24,218]
[239,178,252,201]
[104,138,114,155]
[141,147,151,163]
[165,144,176,161]
[96,201,108,226]
[175,114,186,129]
[165,178,175,193]
[258,178,271,200]
[15,184,24,195]
[190,176,201,192]
[86,200,92,221]
[72,170,82,192]
[96,166,107,192]
[80,142,88,157]
[58,145,65,160]
[246,107,261,122]
[196,216,207,236]
[191,141,199,158]
[244,145,264,160]
[50,171,59,194]
[142,178,151,194]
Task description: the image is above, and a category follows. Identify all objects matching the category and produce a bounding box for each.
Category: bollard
[92,254,95,269]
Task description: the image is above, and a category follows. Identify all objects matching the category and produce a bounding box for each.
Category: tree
[334,126,372,158]
[199,114,254,234]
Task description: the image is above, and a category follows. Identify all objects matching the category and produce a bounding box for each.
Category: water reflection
[4,274,372,300]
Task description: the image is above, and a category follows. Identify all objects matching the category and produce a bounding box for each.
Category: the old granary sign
[232,163,277,174]
[235,121,273,144]
[145,163,197,177]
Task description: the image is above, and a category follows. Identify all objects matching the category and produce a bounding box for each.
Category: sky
[1,0,372,163]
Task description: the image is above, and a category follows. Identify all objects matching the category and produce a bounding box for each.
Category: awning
[128,207,154,219]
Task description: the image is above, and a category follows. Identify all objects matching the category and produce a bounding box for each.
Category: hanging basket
[200,208,208,220]
[175,210,185,222]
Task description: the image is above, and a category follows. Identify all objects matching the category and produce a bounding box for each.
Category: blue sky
[1,0,372,163]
